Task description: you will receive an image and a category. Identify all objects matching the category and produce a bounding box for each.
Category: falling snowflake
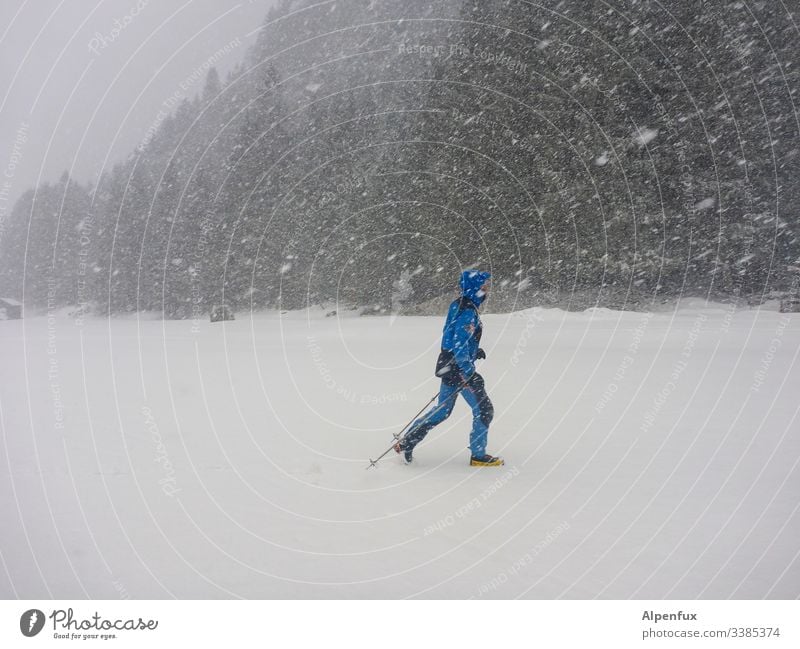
[694,198,716,210]
[633,127,659,146]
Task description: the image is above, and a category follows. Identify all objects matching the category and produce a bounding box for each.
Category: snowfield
[1,303,798,599]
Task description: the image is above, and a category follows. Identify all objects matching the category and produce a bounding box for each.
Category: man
[395,270,503,466]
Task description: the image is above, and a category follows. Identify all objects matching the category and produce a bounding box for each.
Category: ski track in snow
[1,304,798,598]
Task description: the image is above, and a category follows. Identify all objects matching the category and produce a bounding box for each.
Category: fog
[0,0,273,207]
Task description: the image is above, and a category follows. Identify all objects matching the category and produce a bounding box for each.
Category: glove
[476,348,486,360]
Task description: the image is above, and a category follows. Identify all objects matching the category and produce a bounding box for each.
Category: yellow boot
[470,454,504,467]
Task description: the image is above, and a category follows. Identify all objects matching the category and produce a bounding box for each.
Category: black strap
[447,296,482,350]
[456,296,478,313]
[456,297,482,346]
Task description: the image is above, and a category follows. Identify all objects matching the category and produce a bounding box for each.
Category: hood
[460,270,491,307]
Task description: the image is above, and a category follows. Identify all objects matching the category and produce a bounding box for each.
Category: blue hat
[460,270,491,306]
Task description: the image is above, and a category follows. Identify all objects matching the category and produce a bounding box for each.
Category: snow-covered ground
[1,303,798,598]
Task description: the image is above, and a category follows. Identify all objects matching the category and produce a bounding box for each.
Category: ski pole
[366,390,438,470]
[366,380,470,469]
[392,391,439,441]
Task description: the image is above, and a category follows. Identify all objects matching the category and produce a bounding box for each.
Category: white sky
[0,0,276,207]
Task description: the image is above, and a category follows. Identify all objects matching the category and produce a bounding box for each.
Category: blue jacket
[438,270,490,379]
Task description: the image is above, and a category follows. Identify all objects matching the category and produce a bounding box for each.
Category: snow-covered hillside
[1,304,798,598]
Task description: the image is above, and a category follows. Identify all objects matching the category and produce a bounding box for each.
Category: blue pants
[402,373,494,457]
